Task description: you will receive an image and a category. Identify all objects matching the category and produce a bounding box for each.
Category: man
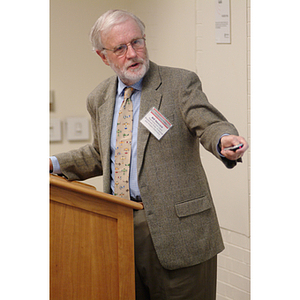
[50,9,248,300]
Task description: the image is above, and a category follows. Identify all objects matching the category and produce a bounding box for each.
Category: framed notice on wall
[215,0,231,44]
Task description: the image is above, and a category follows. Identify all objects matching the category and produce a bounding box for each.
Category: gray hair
[89,9,146,52]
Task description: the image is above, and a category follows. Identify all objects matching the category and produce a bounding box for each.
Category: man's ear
[96,50,110,66]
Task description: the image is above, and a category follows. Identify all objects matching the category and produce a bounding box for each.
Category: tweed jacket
[55,61,239,270]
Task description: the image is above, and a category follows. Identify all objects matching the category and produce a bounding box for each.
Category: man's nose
[125,43,137,59]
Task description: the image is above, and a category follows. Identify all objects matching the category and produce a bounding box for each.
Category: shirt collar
[117,78,143,97]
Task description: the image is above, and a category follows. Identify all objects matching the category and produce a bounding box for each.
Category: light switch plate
[66,117,90,141]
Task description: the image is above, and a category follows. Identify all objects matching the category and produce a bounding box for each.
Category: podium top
[50,174,143,211]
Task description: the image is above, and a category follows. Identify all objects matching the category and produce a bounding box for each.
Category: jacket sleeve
[178,70,240,168]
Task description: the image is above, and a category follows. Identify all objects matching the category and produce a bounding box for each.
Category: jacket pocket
[175,196,212,218]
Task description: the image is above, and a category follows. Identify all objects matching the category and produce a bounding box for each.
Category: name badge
[140,107,172,140]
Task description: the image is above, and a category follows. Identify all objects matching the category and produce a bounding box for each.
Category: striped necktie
[114,87,134,199]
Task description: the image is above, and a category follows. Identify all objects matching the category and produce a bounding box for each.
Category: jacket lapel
[137,62,162,177]
[98,77,118,193]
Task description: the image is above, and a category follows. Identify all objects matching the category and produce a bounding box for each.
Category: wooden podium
[50,174,143,300]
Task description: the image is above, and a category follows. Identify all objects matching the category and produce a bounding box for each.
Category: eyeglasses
[103,38,146,57]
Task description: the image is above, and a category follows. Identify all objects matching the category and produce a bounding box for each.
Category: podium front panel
[50,177,136,300]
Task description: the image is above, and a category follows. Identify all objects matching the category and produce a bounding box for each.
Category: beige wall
[196,0,250,236]
[50,1,250,299]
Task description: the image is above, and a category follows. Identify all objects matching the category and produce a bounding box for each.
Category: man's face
[97,18,149,86]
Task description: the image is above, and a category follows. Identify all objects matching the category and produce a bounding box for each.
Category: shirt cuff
[50,156,62,174]
[217,134,229,157]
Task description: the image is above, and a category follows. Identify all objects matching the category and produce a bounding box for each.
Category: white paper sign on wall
[215,0,231,44]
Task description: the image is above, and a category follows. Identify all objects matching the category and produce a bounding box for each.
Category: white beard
[107,54,150,85]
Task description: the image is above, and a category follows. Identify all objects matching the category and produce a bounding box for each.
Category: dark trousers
[134,209,217,300]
